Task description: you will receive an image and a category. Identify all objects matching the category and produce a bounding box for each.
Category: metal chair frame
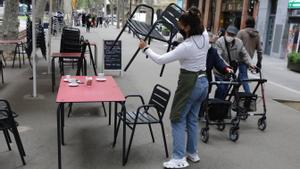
[111,3,185,76]
[113,84,171,165]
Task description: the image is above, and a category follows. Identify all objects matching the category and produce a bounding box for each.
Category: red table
[55,76,125,169]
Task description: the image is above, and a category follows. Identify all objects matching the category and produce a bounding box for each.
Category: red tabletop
[56,76,125,103]
[52,52,81,58]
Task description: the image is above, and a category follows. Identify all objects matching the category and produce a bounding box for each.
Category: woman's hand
[139,40,147,49]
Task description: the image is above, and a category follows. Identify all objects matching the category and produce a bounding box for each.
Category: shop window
[271,0,278,15]
[207,0,216,31]
[188,0,199,8]
[220,0,242,29]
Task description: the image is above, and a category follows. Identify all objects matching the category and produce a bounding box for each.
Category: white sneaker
[186,153,200,163]
[163,158,189,168]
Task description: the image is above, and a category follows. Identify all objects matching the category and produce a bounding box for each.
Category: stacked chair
[59,27,82,75]
[0,99,26,165]
[111,3,185,76]
[23,16,47,68]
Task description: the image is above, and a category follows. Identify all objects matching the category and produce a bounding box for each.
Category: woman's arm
[139,40,187,65]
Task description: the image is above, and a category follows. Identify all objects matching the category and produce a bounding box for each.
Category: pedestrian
[237,16,263,93]
[214,25,254,99]
[86,13,91,32]
[97,9,104,28]
[206,32,233,85]
[82,13,86,27]
[198,32,234,118]
[92,14,96,28]
[139,7,209,168]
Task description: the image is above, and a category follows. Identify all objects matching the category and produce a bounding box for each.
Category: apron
[170,69,205,122]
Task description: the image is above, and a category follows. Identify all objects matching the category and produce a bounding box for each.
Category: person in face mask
[214,25,254,99]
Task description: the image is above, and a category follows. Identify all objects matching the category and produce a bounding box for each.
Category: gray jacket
[237,28,263,63]
[215,36,252,67]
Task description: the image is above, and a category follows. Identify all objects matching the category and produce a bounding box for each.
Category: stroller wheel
[231,118,239,125]
[201,128,209,143]
[257,118,267,131]
[229,127,239,142]
[217,122,225,131]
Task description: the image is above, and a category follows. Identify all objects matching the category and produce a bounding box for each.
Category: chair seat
[128,20,167,42]
[118,111,159,124]
[0,110,18,120]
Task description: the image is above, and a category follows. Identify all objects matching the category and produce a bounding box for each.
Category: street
[0,25,300,169]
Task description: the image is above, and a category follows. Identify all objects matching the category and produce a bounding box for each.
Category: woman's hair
[178,6,204,37]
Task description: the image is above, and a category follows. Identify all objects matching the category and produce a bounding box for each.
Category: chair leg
[101,102,107,117]
[125,123,137,164]
[11,126,26,165]
[17,44,22,68]
[160,122,169,158]
[113,115,122,147]
[148,124,155,143]
[26,48,32,68]
[21,43,25,65]
[12,45,18,68]
[67,103,73,117]
[5,129,12,143]
[3,129,12,151]
[1,51,6,67]
[0,61,4,83]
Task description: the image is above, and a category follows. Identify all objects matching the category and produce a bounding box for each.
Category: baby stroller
[201,74,242,143]
[233,68,267,131]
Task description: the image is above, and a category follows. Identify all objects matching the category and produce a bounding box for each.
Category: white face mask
[208,43,212,49]
[225,36,234,43]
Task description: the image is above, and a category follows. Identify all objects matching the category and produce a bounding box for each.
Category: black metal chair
[0,59,4,83]
[0,99,26,165]
[114,84,171,165]
[111,3,185,76]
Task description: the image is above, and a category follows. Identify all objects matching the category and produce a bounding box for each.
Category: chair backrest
[158,3,185,37]
[148,84,171,118]
[60,27,81,52]
[0,99,14,122]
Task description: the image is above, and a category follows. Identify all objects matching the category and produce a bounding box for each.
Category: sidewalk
[0,25,300,169]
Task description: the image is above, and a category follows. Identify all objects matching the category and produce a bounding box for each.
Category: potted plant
[287,52,300,72]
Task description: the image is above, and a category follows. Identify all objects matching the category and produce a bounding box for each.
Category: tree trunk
[1,0,19,40]
[35,0,48,22]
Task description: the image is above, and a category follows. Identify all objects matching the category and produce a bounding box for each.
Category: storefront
[287,1,300,54]
[190,0,259,33]
[220,0,243,30]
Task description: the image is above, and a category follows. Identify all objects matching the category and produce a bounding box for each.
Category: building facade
[182,0,289,58]
[185,0,259,34]
[257,0,288,58]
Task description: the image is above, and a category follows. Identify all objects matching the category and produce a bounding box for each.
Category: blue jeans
[214,75,229,100]
[238,63,250,93]
[171,76,208,159]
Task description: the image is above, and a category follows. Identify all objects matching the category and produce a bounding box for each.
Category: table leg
[113,102,117,147]
[94,45,97,68]
[108,102,111,125]
[57,103,62,169]
[61,103,65,145]
[51,57,56,92]
[122,102,126,166]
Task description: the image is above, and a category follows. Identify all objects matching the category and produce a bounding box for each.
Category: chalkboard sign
[103,40,122,70]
